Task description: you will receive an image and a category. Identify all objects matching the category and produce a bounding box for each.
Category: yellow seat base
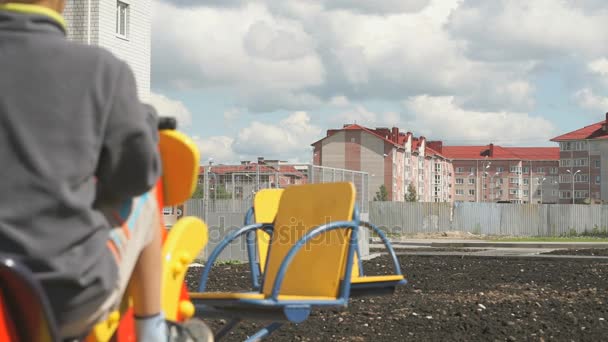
[189,292,336,302]
[351,275,405,285]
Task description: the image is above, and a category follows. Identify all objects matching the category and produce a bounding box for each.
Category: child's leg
[59,190,162,339]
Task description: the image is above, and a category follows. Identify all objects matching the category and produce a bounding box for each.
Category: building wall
[319,132,346,169]
[98,0,151,101]
[557,140,608,204]
[452,159,559,203]
[361,133,386,202]
[64,0,151,101]
[64,0,99,43]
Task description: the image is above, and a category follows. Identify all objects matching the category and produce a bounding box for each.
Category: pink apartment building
[435,144,560,203]
[311,125,454,202]
[551,114,608,204]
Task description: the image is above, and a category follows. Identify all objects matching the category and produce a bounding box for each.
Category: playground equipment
[190,183,359,341]
[244,189,407,298]
[0,117,211,342]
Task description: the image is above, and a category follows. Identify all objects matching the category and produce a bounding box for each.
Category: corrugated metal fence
[371,202,608,236]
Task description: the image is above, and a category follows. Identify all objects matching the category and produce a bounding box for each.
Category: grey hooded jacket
[0,7,161,328]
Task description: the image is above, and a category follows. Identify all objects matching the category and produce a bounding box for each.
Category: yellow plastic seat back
[261,183,356,298]
[158,130,200,206]
[253,189,284,272]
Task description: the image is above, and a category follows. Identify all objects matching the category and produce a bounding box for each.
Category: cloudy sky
[148,0,608,164]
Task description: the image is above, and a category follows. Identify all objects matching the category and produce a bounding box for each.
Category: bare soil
[187,253,608,341]
[541,248,608,257]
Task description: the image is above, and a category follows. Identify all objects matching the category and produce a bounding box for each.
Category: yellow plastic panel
[261,183,355,298]
[350,253,361,278]
[88,297,130,342]
[159,130,200,206]
[189,292,264,300]
[189,292,335,302]
[161,216,208,320]
[351,275,405,284]
[253,189,284,272]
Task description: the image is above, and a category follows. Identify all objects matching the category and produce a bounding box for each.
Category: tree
[374,185,389,201]
[191,183,205,199]
[405,183,418,202]
[213,185,232,200]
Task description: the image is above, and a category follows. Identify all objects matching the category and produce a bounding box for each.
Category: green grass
[489,236,608,243]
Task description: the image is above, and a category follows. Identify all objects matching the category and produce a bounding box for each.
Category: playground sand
[187,251,608,341]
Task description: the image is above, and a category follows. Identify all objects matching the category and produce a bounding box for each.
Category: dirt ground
[542,248,608,256]
[187,251,608,342]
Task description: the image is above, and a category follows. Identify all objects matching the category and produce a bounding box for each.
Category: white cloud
[223,108,243,121]
[148,92,192,126]
[192,112,322,164]
[574,88,608,112]
[318,0,431,15]
[193,135,238,164]
[152,1,325,112]
[589,59,608,77]
[329,105,401,128]
[233,111,322,159]
[404,95,557,144]
[329,95,350,107]
[152,0,606,122]
[447,0,608,61]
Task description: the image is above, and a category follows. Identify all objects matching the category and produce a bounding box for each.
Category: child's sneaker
[166,319,214,342]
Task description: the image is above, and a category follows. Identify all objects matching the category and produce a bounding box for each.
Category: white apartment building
[63,0,151,101]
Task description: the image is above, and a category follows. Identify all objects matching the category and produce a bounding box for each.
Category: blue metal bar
[361,221,403,276]
[198,223,272,292]
[214,318,241,341]
[339,206,361,300]
[244,323,284,342]
[270,220,359,300]
[244,208,262,289]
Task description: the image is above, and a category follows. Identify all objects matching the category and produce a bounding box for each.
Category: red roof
[551,120,608,141]
[199,164,305,177]
[441,145,559,161]
[311,124,402,147]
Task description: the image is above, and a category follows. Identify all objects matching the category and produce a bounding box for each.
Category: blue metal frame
[244,208,263,289]
[360,221,403,277]
[269,216,360,301]
[193,206,362,341]
[198,223,273,292]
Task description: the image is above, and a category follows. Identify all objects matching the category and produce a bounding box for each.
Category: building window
[469,189,475,196]
[560,191,571,199]
[595,160,601,168]
[498,178,504,184]
[523,167,530,174]
[468,178,475,185]
[550,167,558,174]
[574,191,589,199]
[523,178,529,185]
[574,174,589,183]
[456,189,464,195]
[559,175,572,183]
[510,166,521,174]
[537,167,544,173]
[496,167,504,173]
[456,178,464,185]
[116,1,130,38]
[510,178,520,184]
[524,190,529,196]
[536,190,542,196]
[596,176,601,184]
[573,159,587,167]
[560,159,572,167]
